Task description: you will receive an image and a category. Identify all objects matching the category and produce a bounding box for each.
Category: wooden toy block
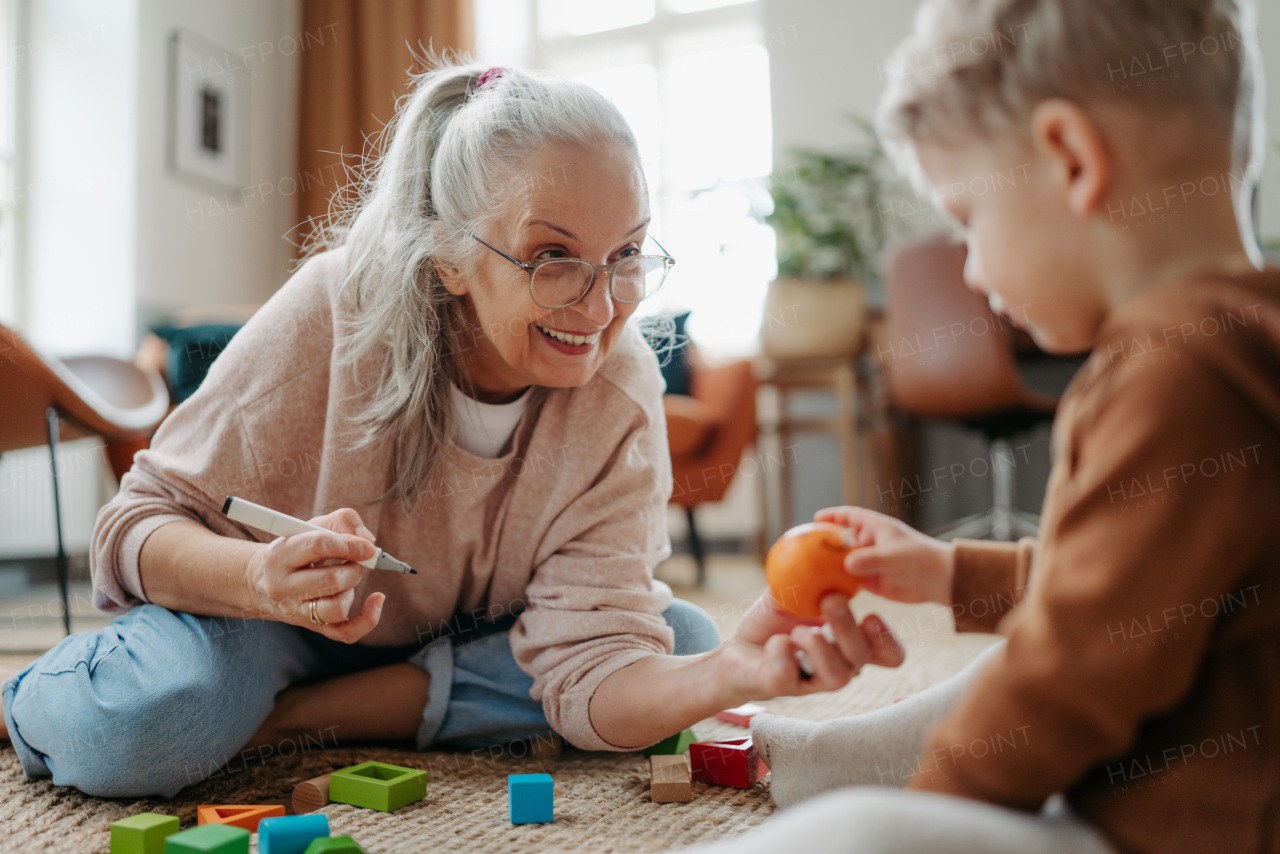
[508,773,554,824]
[292,774,333,814]
[302,837,368,854]
[649,754,692,803]
[715,703,767,727]
[529,732,564,759]
[257,815,330,854]
[643,727,697,756]
[163,824,249,854]
[196,805,285,832]
[110,812,179,854]
[690,737,769,788]
[329,761,429,812]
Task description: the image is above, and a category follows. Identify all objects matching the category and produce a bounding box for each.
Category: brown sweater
[909,270,1280,853]
[90,248,677,752]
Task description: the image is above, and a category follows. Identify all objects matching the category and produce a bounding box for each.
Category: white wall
[23,0,139,358]
[18,0,301,359]
[764,1,915,159]
[134,0,300,324]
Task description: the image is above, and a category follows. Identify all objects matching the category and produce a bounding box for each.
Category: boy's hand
[815,506,956,606]
[716,591,904,702]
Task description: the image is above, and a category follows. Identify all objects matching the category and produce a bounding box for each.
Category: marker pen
[222,495,417,575]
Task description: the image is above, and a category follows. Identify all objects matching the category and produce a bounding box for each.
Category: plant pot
[758,277,868,359]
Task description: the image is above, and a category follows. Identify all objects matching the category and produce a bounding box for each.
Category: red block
[689,738,769,788]
[715,703,767,727]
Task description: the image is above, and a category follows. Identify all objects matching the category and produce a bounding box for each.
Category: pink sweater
[90,249,676,751]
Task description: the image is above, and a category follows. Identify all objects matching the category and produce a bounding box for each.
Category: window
[477,0,775,357]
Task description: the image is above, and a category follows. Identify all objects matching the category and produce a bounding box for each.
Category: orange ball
[765,522,861,620]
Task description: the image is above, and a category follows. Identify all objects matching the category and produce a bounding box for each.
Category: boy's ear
[1029,99,1111,219]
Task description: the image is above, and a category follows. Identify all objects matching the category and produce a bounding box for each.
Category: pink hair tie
[476,67,508,90]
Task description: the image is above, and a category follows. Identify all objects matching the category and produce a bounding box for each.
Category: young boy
[673,1,1277,852]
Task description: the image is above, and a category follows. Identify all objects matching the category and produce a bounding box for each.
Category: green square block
[303,837,368,854]
[644,728,697,757]
[164,824,250,854]
[329,761,429,812]
[110,813,180,854]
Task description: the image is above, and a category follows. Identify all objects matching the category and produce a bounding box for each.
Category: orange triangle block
[196,804,285,831]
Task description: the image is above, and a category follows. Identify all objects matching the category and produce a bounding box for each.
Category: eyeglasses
[471,234,675,310]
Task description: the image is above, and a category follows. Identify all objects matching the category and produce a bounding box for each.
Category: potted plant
[759,118,897,359]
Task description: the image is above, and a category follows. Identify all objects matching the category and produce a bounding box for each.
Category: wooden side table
[753,339,889,552]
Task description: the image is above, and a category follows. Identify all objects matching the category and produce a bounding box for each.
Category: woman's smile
[535,323,602,351]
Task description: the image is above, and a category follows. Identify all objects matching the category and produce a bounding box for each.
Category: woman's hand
[243,508,386,643]
[816,506,956,606]
[715,591,905,703]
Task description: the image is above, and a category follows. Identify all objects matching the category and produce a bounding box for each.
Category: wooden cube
[302,837,368,854]
[649,754,692,803]
[508,773,554,824]
[690,737,769,788]
[329,761,428,812]
[163,824,249,854]
[715,703,767,727]
[109,812,179,854]
[643,727,697,757]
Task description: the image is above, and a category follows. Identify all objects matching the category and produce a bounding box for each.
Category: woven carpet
[0,606,997,854]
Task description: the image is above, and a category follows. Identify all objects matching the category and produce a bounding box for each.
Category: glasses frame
[470,233,676,310]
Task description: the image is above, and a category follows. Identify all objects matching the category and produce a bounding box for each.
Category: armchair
[0,324,168,633]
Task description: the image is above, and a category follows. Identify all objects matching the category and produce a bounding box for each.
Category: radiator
[0,437,113,558]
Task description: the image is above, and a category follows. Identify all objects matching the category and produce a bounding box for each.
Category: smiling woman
[0,60,900,799]
[436,142,659,402]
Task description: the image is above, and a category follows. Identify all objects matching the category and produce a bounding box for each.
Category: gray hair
[310,58,641,508]
[876,0,1265,243]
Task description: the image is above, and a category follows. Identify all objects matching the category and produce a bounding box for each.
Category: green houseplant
[759,118,898,359]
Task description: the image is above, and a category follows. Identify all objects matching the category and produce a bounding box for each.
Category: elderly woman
[0,63,902,797]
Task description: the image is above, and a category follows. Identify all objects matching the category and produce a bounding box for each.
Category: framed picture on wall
[168,29,248,190]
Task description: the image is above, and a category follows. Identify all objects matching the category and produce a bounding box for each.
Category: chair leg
[685,506,706,588]
[46,407,71,636]
[931,436,1041,543]
[990,438,1016,542]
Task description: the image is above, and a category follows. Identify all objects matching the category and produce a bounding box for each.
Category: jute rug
[0,612,997,854]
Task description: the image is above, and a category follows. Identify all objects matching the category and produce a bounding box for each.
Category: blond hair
[876,0,1265,217]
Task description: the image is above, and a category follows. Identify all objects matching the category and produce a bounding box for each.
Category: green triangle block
[644,728,698,756]
[303,837,369,854]
[165,824,250,853]
[110,813,180,854]
[329,761,429,812]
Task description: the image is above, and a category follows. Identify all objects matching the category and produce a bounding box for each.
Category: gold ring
[309,599,327,626]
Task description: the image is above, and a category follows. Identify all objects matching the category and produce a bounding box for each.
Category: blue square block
[258,815,330,854]
[507,774,553,824]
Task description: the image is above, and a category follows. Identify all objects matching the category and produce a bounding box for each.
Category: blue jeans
[2,599,720,798]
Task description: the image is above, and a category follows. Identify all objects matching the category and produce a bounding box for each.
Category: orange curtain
[296,0,475,248]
